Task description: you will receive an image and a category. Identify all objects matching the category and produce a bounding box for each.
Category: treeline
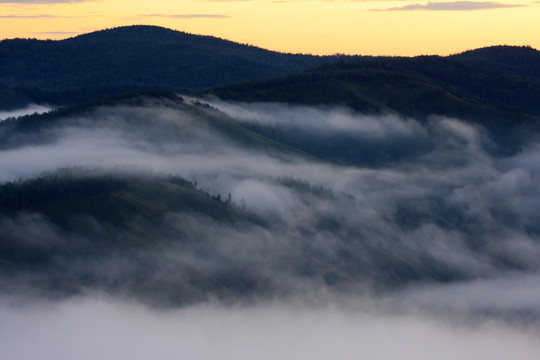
[0,170,126,210]
[0,167,246,222]
[453,45,540,80]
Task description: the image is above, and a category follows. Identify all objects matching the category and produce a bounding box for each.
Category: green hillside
[203,48,540,119]
[0,170,257,229]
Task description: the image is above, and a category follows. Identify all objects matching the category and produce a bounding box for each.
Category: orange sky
[1,0,538,56]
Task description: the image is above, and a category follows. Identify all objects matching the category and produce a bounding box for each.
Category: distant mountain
[0,25,332,109]
[201,46,540,152]
[203,46,540,118]
[3,25,539,127]
[452,45,540,80]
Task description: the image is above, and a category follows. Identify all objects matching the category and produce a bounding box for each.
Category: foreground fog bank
[1,297,539,360]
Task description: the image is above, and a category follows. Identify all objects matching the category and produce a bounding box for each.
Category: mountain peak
[0,26,330,109]
[70,25,213,44]
[452,45,540,79]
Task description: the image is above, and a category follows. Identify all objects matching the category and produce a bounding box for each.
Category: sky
[0,0,538,56]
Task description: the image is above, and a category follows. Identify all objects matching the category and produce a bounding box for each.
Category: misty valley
[1,92,540,358]
[1,26,540,359]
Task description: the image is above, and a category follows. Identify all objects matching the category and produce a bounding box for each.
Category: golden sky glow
[0,0,539,56]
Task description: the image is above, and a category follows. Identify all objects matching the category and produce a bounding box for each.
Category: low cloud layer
[0,14,59,18]
[372,1,522,11]
[1,298,539,360]
[204,99,425,139]
[0,0,87,3]
[141,13,230,19]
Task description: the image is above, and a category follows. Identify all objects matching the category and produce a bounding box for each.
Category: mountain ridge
[0,25,333,109]
[451,45,540,80]
[2,25,539,114]
[201,47,540,144]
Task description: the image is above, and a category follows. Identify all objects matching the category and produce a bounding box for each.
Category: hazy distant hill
[0,25,331,109]
[1,91,540,310]
[3,24,539,124]
[452,45,540,81]
[203,45,540,121]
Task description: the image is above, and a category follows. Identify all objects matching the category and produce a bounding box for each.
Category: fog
[389,275,540,314]
[1,97,539,357]
[0,104,52,121]
[200,98,426,140]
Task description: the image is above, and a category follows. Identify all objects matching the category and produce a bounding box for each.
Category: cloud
[0,14,59,18]
[34,31,79,35]
[141,14,230,19]
[0,0,87,3]
[372,1,523,11]
[203,99,426,139]
[390,275,540,314]
[201,0,255,2]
